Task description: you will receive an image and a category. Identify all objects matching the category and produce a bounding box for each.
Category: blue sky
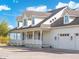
[0,0,79,28]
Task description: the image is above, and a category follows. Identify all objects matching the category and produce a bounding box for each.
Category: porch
[9,27,51,48]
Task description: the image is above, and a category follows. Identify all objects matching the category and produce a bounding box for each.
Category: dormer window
[64,15,69,24]
[18,21,23,27]
[24,19,27,26]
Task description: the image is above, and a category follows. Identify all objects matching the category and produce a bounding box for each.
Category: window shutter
[32,17,35,25]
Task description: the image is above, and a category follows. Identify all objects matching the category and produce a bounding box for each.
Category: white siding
[69,17,75,23]
[18,21,23,27]
[28,20,32,26]
[34,18,44,25]
[42,31,51,47]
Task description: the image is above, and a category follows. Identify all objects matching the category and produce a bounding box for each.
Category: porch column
[33,31,34,40]
[32,31,34,47]
[23,32,27,45]
[40,30,43,48]
[15,33,18,46]
[25,32,27,40]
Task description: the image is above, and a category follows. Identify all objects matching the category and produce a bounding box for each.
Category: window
[60,34,69,36]
[17,33,21,40]
[54,17,56,19]
[18,21,23,27]
[54,36,57,40]
[52,19,54,21]
[24,19,27,26]
[60,34,63,36]
[32,17,35,25]
[75,33,79,36]
[28,17,31,20]
[66,34,69,36]
[10,33,16,40]
[27,32,32,39]
[64,15,69,24]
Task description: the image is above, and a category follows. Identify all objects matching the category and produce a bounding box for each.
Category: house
[9,6,79,50]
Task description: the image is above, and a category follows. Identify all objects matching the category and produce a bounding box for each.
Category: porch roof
[10,26,51,33]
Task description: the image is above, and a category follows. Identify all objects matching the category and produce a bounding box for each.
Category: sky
[0,0,79,29]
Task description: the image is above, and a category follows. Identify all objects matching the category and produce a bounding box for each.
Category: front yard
[0,46,79,59]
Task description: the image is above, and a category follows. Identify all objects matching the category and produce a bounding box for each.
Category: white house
[9,6,79,50]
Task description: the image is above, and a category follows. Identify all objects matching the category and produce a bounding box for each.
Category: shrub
[0,36,10,44]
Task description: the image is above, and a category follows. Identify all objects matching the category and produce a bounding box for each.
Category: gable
[51,17,79,27]
[41,7,66,25]
[35,7,66,27]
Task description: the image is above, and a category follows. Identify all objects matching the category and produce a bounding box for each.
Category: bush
[0,36,10,44]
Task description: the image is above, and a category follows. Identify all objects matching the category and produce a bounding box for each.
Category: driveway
[0,46,79,59]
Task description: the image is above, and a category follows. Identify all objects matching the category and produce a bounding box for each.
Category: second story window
[32,17,35,25]
[18,21,23,27]
[24,19,27,26]
[64,15,69,24]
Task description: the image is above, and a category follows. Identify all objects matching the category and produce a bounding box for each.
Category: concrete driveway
[0,46,79,59]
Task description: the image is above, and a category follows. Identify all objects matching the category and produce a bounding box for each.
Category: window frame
[24,19,27,26]
[64,15,69,24]
[27,32,33,39]
[18,21,23,27]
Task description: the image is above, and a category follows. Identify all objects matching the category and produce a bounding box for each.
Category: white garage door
[75,33,79,50]
[58,34,75,49]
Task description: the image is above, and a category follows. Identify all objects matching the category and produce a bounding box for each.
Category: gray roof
[15,6,66,30]
[35,6,66,27]
[51,17,79,27]
[10,7,66,31]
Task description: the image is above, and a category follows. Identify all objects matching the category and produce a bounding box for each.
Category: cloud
[26,5,52,12]
[56,1,79,9]
[0,5,11,11]
[56,2,67,9]
[8,25,14,29]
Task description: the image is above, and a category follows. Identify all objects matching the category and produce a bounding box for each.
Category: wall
[42,31,51,47]
[34,18,44,25]
[28,20,32,26]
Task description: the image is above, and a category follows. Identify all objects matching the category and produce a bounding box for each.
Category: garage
[74,33,79,50]
[58,33,75,50]
[52,32,79,50]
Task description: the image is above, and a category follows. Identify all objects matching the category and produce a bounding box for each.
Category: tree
[0,20,9,44]
[0,20,9,36]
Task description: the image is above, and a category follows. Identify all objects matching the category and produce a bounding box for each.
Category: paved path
[0,46,79,59]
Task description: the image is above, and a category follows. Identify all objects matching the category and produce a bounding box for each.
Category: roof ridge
[48,6,67,13]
